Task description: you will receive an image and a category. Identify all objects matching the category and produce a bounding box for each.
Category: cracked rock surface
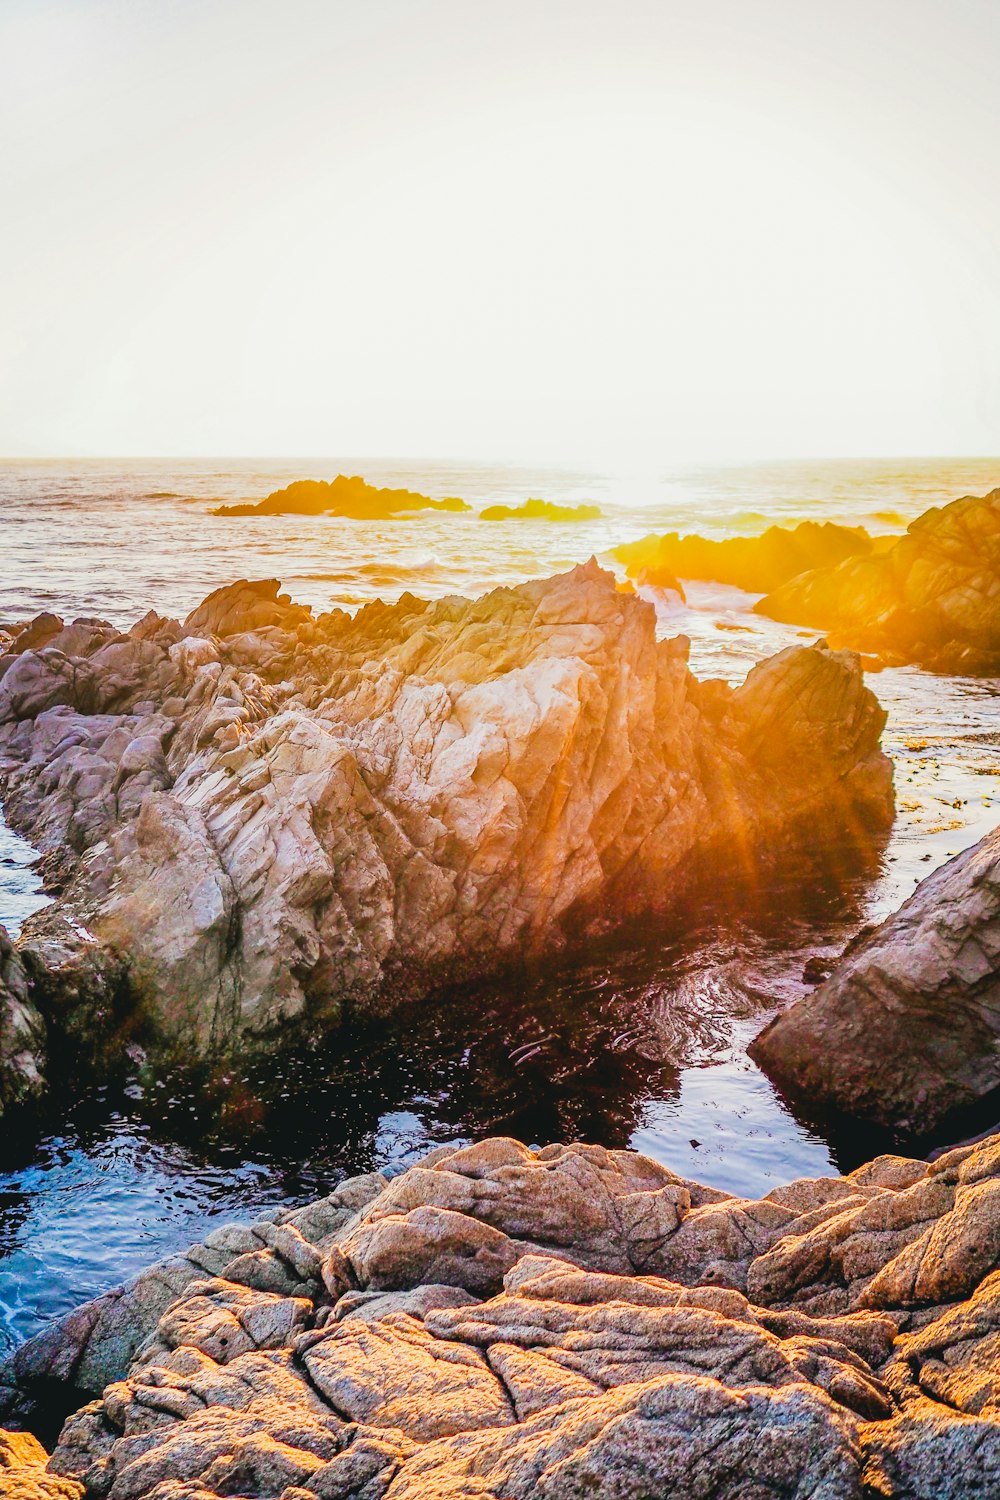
[4,1133,1000,1496]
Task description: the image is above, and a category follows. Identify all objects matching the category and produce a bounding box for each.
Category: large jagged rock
[750,822,1000,1134]
[614,519,874,595]
[0,564,892,1070]
[757,487,1000,672]
[12,1132,1000,1496]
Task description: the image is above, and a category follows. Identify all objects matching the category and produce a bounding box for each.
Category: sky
[1,0,999,464]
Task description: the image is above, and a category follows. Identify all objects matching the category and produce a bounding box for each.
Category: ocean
[0,454,997,1354]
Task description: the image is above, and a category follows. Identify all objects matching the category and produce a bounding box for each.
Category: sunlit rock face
[757,487,1000,672]
[9,1132,1000,1497]
[751,820,1000,1135]
[0,564,892,1068]
[614,519,874,596]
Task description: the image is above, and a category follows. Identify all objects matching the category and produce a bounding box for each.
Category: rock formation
[479,499,602,521]
[614,519,874,595]
[0,566,892,1092]
[757,487,1000,672]
[8,1132,1000,1495]
[213,476,471,519]
[750,821,1000,1135]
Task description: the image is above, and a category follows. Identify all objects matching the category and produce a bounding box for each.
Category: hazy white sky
[2,0,999,463]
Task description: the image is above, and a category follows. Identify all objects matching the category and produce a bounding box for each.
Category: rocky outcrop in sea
[0,563,893,1106]
[757,487,1000,673]
[6,1130,1000,1496]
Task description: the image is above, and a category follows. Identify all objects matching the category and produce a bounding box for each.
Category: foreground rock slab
[751,821,1000,1135]
[0,564,893,1083]
[7,1133,1000,1496]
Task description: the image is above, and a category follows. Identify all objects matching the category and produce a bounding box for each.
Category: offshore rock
[757,487,1000,672]
[0,1429,83,1499]
[213,474,471,519]
[11,1132,1000,1496]
[0,564,892,1067]
[614,519,874,595]
[750,821,1000,1134]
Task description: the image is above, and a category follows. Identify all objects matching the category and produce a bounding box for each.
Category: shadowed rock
[614,519,874,595]
[750,822,1000,1134]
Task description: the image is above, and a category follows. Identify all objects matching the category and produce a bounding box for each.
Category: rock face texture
[757,488,1000,672]
[0,923,47,1113]
[614,520,874,595]
[0,1429,82,1499]
[213,475,470,519]
[9,1132,1000,1496]
[0,564,893,1080]
[751,822,1000,1135]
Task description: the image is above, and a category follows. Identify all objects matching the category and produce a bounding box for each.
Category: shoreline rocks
[0,564,893,1094]
[750,822,1000,1136]
[8,1131,1000,1495]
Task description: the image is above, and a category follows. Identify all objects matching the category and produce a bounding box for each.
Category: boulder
[750,823,1000,1134]
[757,487,1000,672]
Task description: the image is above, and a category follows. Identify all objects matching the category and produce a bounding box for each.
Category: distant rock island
[214,474,471,519]
[479,498,602,521]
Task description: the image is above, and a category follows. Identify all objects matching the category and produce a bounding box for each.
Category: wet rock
[0,565,894,1071]
[36,1132,1000,1497]
[757,487,1000,672]
[750,822,1000,1134]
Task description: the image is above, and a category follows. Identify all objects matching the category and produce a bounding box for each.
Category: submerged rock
[213,475,471,519]
[757,487,1000,672]
[0,564,892,1076]
[750,822,1000,1135]
[10,1132,1000,1495]
[614,519,874,595]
